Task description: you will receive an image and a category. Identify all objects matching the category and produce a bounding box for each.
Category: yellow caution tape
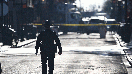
[55,24,120,26]
[33,24,42,25]
[33,24,120,26]
[33,24,54,25]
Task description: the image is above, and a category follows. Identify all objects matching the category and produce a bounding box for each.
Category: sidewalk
[16,38,37,48]
[114,33,132,67]
[0,38,37,52]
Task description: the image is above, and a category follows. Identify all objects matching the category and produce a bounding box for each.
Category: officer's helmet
[42,20,51,28]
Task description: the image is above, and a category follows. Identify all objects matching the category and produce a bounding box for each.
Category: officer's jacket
[36,29,62,53]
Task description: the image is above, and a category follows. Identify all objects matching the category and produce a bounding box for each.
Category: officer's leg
[48,55,54,74]
[41,54,47,74]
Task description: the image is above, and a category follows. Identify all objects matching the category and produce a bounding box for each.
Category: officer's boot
[48,66,54,74]
[48,69,53,74]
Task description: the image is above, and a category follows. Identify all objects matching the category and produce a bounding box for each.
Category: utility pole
[121,0,131,43]
[0,0,3,42]
[117,1,122,22]
[20,0,24,42]
[0,0,3,29]
[112,0,116,19]
[125,0,127,24]
[7,0,9,27]
[38,0,42,22]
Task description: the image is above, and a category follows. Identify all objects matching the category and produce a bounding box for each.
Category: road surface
[0,32,128,74]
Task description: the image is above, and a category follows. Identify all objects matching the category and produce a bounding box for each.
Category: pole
[117,1,122,22]
[1,0,3,27]
[123,0,131,43]
[0,0,3,43]
[7,0,9,27]
[113,0,115,19]
[125,0,127,24]
[40,0,42,22]
[21,0,24,42]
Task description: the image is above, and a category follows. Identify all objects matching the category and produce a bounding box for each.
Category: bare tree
[102,0,112,15]
[77,7,84,12]
[89,4,97,12]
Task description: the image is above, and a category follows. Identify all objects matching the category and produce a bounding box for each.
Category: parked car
[85,18,107,38]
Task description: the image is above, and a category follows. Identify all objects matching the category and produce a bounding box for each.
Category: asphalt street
[26,32,116,48]
[0,32,129,74]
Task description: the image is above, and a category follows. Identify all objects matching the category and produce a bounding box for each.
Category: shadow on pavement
[88,38,101,39]
[89,34,99,36]
[127,66,132,68]
[59,38,88,39]
[58,33,76,36]
[70,50,123,56]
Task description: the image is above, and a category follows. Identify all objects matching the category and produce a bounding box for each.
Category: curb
[114,33,132,67]
[0,39,37,53]
[18,39,37,48]
[123,49,132,67]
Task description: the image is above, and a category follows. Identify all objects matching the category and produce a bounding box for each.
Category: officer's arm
[54,32,62,53]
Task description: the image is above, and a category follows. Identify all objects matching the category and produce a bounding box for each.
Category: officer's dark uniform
[35,21,62,74]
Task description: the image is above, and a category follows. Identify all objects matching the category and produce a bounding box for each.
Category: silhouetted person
[35,20,62,74]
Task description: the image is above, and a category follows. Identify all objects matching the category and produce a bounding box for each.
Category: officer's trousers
[41,49,55,74]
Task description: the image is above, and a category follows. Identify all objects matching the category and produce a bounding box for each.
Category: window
[89,19,100,24]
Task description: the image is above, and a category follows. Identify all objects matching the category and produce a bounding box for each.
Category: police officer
[35,20,62,74]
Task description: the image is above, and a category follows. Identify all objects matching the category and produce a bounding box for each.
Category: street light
[111,7,113,10]
[122,1,125,4]
[65,3,67,4]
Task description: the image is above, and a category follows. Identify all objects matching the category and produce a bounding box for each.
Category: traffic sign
[0,3,8,16]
